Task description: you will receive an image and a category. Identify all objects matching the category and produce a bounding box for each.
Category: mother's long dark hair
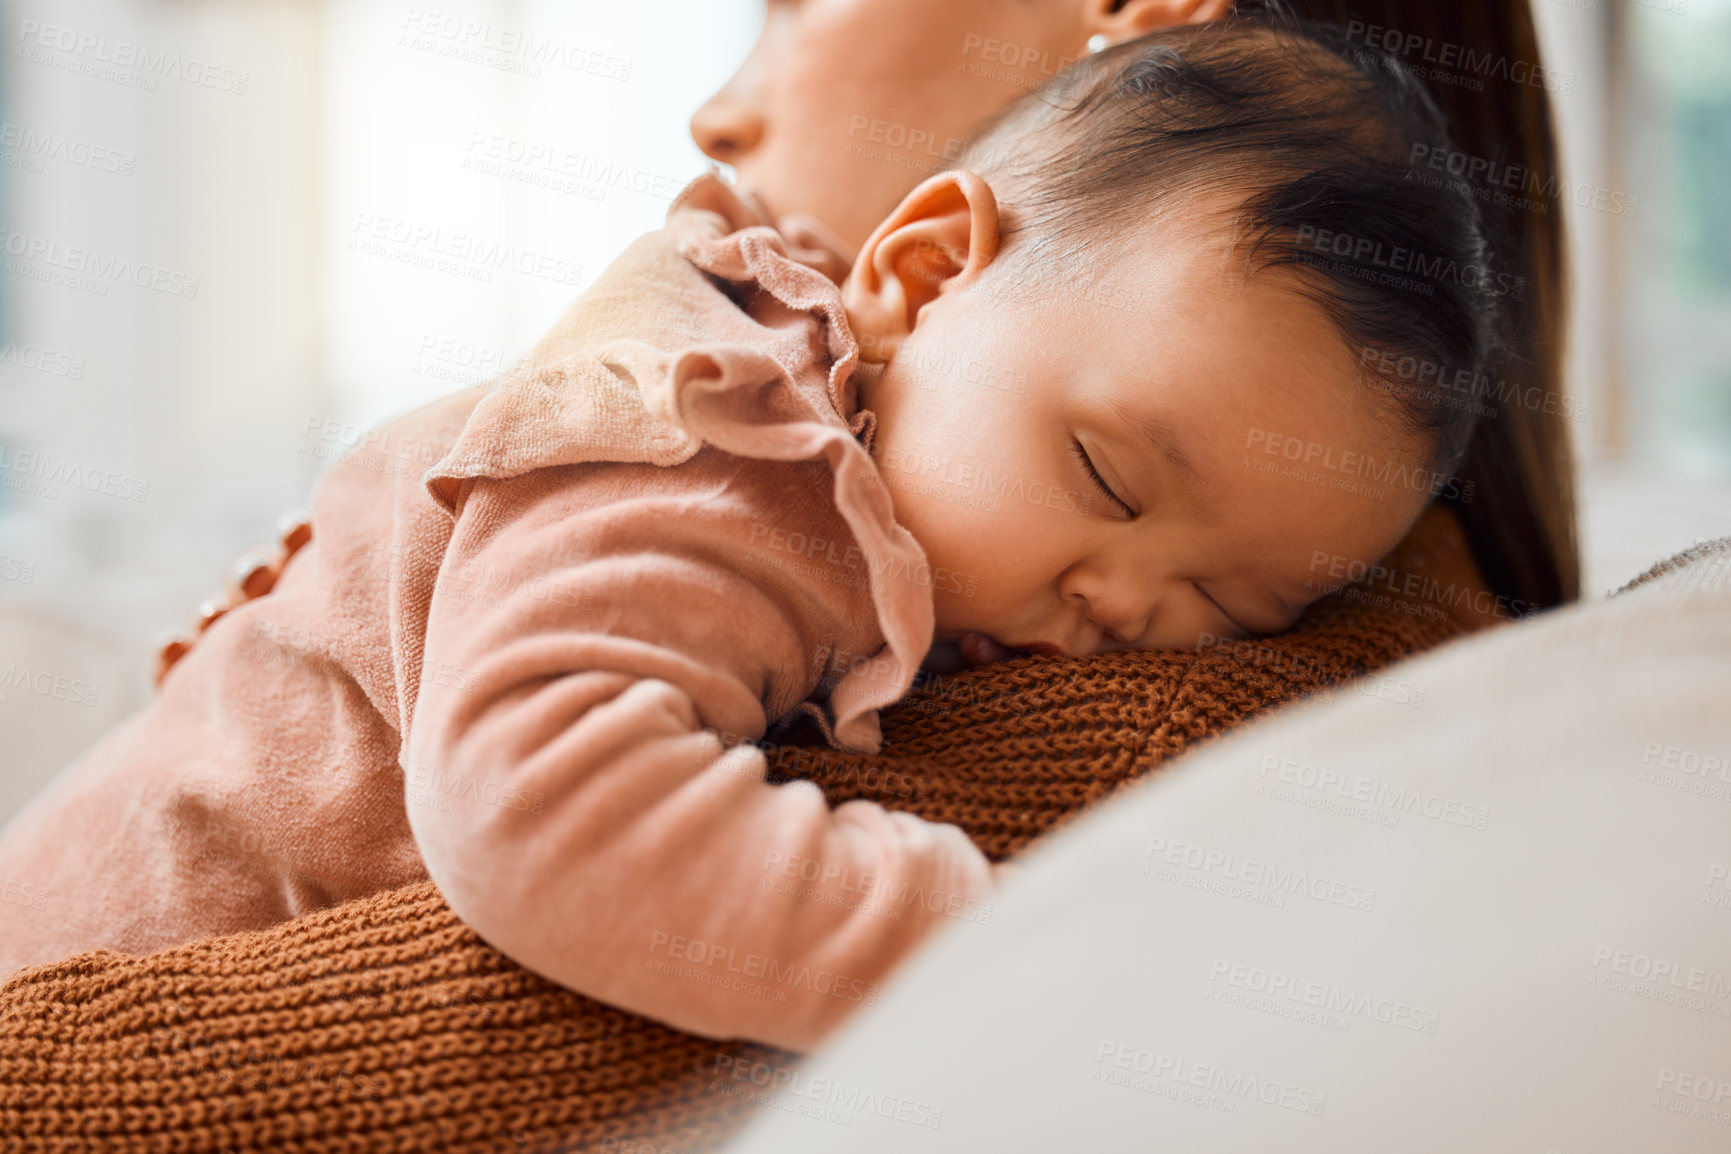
[1277,0,1577,607]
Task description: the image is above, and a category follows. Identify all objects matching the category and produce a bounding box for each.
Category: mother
[690,0,1577,616]
[0,2,1576,1148]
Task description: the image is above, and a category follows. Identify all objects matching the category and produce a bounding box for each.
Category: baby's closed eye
[1069,439,1135,519]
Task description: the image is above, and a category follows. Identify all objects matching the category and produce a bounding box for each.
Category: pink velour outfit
[0,174,995,1052]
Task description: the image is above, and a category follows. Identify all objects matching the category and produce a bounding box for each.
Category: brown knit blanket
[0,575,1474,1153]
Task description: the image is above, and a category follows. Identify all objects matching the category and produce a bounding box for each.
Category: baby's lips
[958,631,1023,667]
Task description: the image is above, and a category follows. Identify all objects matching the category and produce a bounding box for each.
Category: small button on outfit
[153,508,313,689]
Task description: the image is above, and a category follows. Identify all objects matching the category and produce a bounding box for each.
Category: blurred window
[1618,0,1731,471]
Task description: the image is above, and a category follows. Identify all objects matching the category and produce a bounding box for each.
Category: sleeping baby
[0,15,1500,1052]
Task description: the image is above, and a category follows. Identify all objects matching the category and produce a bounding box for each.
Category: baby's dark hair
[957,6,1507,481]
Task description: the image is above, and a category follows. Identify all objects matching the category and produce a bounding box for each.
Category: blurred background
[0,0,1728,825]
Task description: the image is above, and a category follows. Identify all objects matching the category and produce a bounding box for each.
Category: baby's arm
[404,464,995,1053]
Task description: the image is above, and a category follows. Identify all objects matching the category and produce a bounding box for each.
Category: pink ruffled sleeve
[402,175,996,1052]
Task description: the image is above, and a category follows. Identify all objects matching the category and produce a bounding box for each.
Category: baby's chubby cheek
[849,272,1107,636]
[861,432,1002,621]
[860,392,1091,638]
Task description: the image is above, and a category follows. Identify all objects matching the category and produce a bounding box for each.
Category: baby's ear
[842,171,1000,364]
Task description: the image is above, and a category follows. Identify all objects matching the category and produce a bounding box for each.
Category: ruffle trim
[422,172,931,754]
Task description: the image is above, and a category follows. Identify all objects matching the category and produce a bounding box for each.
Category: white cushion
[724,539,1731,1152]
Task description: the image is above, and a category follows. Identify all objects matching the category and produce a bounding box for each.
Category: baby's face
[849,191,1435,661]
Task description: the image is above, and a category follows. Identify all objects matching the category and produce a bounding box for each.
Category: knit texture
[0,581,1470,1154]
